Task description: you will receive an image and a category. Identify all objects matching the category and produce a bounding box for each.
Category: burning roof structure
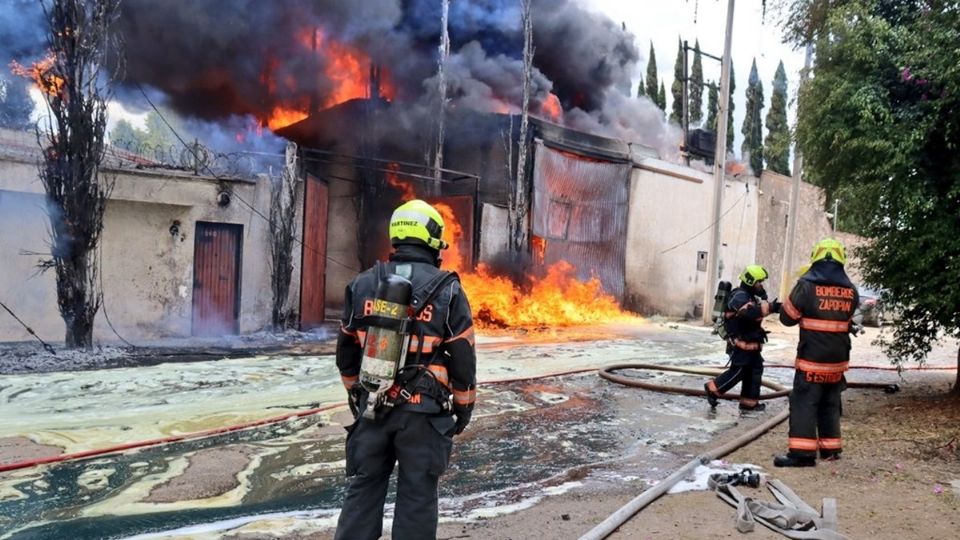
[4,0,692,330]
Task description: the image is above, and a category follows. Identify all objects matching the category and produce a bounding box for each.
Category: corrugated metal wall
[192,222,243,336]
[531,141,632,299]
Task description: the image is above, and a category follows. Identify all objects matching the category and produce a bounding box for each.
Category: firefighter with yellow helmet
[334,199,477,539]
[704,264,782,411]
[775,238,858,467]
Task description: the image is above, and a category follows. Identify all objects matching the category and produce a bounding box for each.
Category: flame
[259,29,396,131]
[10,53,64,97]
[460,261,634,329]
[540,92,562,121]
[434,201,463,272]
[266,105,309,131]
[384,162,417,201]
[726,160,748,175]
[381,164,633,328]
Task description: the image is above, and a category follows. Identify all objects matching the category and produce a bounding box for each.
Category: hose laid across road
[580,362,909,540]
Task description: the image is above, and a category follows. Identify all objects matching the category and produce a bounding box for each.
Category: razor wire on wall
[531,140,631,300]
[108,138,284,180]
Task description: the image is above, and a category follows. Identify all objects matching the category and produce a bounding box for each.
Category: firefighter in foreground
[704,265,781,411]
[334,199,477,540]
[774,238,858,467]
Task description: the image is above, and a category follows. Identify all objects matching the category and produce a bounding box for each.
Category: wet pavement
[0,321,803,539]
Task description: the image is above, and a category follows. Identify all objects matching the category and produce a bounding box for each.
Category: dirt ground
[430,323,960,540]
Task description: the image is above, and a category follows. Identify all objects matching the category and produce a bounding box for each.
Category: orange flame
[381,165,633,328]
[434,201,463,273]
[260,29,396,131]
[540,92,562,121]
[385,162,417,201]
[10,54,64,97]
[460,261,634,329]
[266,105,309,131]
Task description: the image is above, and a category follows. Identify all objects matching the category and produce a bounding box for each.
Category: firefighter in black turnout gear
[704,265,781,411]
[775,238,858,467]
[334,200,477,540]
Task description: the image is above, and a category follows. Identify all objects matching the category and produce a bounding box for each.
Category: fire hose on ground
[578,362,910,540]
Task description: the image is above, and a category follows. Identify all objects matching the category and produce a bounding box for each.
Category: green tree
[637,74,646,98]
[706,80,718,131]
[646,42,660,109]
[0,75,35,130]
[727,61,736,148]
[741,58,765,173]
[109,110,179,153]
[657,82,666,111]
[109,118,145,146]
[689,40,704,125]
[790,1,960,386]
[764,61,790,175]
[670,38,684,123]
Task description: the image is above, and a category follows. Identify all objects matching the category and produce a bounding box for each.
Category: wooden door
[300,174,329,329]
[192,222,243,336]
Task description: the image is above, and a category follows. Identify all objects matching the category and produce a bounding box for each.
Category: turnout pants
[335,409,455,540]
[786,370,843,459]
[710,348,764,407]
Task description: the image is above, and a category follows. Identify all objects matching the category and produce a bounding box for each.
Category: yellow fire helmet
[389,199,449,251]
[810,237,846,265]
[739,264,769,286]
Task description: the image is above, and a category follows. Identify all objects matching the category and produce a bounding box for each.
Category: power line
[0,299,56,354]
[134,83,361,273]
[659,188,748,255]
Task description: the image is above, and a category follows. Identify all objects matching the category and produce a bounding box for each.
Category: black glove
[757,288,768,300]
[453,404,473,435]
[770,298,782,314]
[347,383,364,419]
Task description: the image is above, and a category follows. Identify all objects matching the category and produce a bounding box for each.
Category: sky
[584,0,806,153]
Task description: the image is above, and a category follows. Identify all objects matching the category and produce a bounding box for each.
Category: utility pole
[433,0,450,189]
[833,198,840,231]
[702,0,735,324]
[779,43,813,299]
[682,39,689,164]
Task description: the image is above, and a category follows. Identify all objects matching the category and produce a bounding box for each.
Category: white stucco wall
[624,157,759,318]
[0,152,279,342]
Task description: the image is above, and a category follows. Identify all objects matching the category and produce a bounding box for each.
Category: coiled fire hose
[579,363,907,540]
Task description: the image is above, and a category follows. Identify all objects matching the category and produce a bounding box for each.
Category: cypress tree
[657,82,666,111]
[741,58,765,173]
[646,42,659,107]
[727,61,736,148]
[764,61,790,175]
[637,74,646,98]
[706,80,718,131]
[689,40,704,125]
[670,38,684,123]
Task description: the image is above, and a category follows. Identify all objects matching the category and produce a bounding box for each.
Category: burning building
[0,0,846,342]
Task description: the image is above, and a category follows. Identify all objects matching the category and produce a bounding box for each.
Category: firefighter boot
[739,402,767,412]
[704,382,719,408]
[773,453,816,468]
[820,450,842,461]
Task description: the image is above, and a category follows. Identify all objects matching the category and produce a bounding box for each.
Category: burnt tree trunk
[36,0,120,349]
[269,142,300,330]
